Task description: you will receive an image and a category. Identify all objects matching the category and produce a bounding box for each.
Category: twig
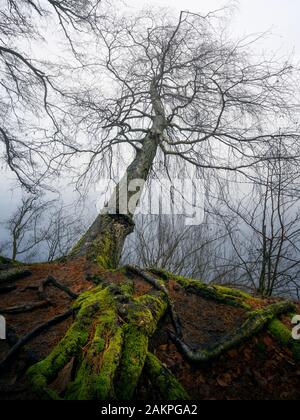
[0,301,51,314]
[38,276,78,300]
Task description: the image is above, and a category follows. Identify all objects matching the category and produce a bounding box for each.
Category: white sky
[1,0,300,250]
[126,0,300,57]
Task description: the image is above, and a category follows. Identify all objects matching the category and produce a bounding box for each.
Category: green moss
[96,327,124,400]
[125,292,168,337]
[116,292,168,400]
[171,275,251,309]
[95,234,115,270]
[116,325,149,400]
[28,287,117,399]
[28,280,168,401]
[150,268,258,309]
[268,316,300,361]
[268,319,292,346]
[213,285,251,300]
[27,323,89,399]
[145,352,190,400]
[66,307,119,401]
[120,280,134,298]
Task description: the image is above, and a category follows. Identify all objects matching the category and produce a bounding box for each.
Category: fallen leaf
[217,373,232,387]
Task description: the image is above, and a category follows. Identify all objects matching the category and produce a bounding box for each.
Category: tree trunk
[69,80,166,268]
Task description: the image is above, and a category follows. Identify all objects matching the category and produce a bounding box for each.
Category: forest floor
[0,258,300,400]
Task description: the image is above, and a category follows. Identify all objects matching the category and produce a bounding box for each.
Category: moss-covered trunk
[27,278,182,400]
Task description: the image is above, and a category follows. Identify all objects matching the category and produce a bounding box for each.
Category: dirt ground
[0,259,299,400]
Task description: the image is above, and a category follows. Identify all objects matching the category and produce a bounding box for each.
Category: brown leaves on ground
[0,260,300,400]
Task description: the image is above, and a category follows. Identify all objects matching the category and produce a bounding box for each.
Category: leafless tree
[122,214,227,280]
[1,3,300,277]
[67,8,300,268]
[1,194,86,262]
[213,143,300,298]
[3,194,55,261]
[0,0,106,190]
[43,206,86,261]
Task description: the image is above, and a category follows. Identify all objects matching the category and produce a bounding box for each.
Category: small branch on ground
[38,276,78,300]
[0,301,51,314]
[0,285,17,294]
[0,269,32,284]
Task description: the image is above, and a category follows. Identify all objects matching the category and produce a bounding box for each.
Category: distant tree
[122,214,227,281]
[44,206,86,261]
[214,143,300,298]
[4,194,54,261]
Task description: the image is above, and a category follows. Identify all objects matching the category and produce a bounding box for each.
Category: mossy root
[145,352,190,400]
[27,283,168,400]
[170,301,295,363]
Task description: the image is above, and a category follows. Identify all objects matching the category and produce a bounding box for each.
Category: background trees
[1,3,300,298]
[212,143,300,298]
[0,194,85,262]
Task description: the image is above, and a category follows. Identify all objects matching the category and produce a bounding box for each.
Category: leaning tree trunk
[69,80,166,269]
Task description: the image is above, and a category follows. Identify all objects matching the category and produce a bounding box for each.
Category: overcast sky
[1,0,300,251]
[127,0,300,57]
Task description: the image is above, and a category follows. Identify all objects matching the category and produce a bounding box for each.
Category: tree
[2,6,300,401]
[213,142,300,298]
[67,8,300,269]
[3,194,54,262]
[122,214,227,280]
[1,195,87,263]
[44,206,87,262]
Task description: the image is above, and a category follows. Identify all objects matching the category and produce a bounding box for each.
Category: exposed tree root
[145,352,190,400]
[268,316,300,361]
[0,310,73,373]
[38,276,78,300]
[126,265,182,337]
[169,301,295,363]
[27,281,169,400]
[0,301,51,315]
[5,326,40,366]
[150,268,254,310]
[2,261,297,401]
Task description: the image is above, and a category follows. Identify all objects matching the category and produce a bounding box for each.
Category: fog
[1,0,300,297]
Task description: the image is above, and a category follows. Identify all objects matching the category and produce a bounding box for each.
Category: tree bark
[69,81,166,268]
[27,281,169,400]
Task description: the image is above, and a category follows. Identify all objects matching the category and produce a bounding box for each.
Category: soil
[0,259,299,400]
